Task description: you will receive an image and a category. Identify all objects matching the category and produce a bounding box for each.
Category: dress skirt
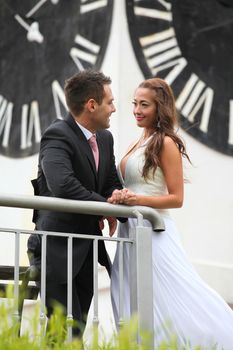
[111,216,233,349]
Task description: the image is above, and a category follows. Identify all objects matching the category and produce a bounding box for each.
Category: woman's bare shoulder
[161,136,181,161]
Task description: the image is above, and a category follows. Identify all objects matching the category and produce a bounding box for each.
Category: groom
[27,69,124,335]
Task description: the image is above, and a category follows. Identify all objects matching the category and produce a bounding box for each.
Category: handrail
[0,192,160,346]
[0,193,165,232]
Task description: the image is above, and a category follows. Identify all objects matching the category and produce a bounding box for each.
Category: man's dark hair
[64,69,112,116]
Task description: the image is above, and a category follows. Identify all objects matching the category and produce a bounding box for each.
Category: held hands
[100,189,137,236]
[107,188,137,206]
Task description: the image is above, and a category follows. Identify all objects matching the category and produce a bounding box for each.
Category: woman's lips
[135,116,144,121]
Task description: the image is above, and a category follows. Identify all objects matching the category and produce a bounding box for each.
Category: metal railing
[0,193,165,348]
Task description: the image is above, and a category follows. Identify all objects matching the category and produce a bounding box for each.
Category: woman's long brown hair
[138,78,191,179]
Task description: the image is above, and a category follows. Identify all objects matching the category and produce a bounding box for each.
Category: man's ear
[86,99,97,112]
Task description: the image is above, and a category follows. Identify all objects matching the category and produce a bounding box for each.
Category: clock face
[126,0,233,156]
[0,0,113,158]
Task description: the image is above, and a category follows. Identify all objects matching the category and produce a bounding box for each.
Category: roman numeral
[80,0,107,14]
[0,95,13,148]
[70,34,100,70]
[20,101,41,149]
[52,80,68,119]
[134,1,172,20]
[176,74,214,133]
[157,0,172,11]
[229,100,233,145]
[140,28,187,85]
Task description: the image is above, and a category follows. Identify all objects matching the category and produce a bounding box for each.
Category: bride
[108,78,233,349]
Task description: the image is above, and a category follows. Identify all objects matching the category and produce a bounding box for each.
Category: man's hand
[99,216,117,237]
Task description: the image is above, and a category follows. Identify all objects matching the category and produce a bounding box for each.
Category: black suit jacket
[31,114,122,283]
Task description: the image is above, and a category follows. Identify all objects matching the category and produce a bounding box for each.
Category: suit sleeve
[40,138,106,202]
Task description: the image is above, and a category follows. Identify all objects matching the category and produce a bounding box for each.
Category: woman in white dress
[108,78,233,349]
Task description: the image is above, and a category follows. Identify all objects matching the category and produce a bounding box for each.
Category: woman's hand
[107,188,128,204]
[108,188,137,206]
[122,190,137,206]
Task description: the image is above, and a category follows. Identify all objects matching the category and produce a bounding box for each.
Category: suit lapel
[64,114,98,179]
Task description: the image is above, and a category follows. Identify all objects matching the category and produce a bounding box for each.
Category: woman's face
[133,87,157,131]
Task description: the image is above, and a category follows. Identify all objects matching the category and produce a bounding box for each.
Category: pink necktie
[88,135,99,171]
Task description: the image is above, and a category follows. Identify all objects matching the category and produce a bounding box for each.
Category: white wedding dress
[111,142,233,349]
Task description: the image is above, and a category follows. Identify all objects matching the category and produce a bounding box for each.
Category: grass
[0,288,217,350]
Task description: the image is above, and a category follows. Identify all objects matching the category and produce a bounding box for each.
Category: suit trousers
[45,245,93,336]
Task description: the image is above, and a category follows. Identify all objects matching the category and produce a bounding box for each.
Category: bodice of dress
[119,142,170,218]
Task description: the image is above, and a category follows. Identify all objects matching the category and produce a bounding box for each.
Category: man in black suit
[27,69,124,335]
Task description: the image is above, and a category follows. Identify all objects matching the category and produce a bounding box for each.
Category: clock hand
[3,0,59,45]
[14,14,44,44]
[26,0,59,19]
[2,2,43,43]
[15,0,59,44]
[196,18,233,34]
[26,0,47,18]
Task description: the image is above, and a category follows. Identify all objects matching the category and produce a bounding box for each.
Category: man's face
[92,84,116,130]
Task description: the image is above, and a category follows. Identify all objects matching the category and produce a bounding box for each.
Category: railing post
[134,222,154,349]
[13,230,20,325]
[118,240,124,328]
[92,239,99,345]
[40,233,47,338]
[129,228,138,317]
[67,236,73,343]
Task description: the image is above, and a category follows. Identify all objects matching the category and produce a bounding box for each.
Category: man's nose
[112,104,116,113]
